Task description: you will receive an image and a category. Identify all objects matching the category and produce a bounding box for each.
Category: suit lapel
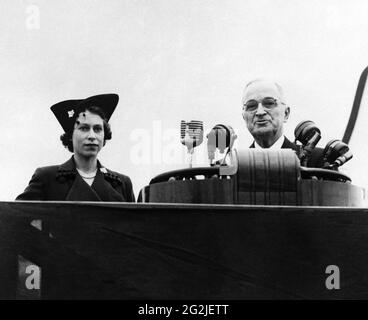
[281,137,297,150]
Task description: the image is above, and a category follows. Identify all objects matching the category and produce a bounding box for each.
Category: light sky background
[1,0,368,201]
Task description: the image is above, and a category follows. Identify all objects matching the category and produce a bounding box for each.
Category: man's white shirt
[253,135,285,149]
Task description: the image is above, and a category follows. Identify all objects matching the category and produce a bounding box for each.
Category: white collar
[76,168,97,178]
[254,135,285,149]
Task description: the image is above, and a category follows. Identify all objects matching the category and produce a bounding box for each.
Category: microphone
[323,139,353,169]
[206,124,237,165]
[294,120,321,166]
[207,128,217,164]
[180,120,204,167]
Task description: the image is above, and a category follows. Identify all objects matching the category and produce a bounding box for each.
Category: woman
[16,94,135,202]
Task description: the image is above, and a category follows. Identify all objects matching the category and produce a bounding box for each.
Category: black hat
[50,94,119,133]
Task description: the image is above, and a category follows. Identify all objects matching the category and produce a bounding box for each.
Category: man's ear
[284,106,290,122]
[241,105,246,120]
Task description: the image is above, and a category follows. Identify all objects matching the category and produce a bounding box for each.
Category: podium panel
[1,201,368,299]
[298,180,366,206]
[149,179,235,204]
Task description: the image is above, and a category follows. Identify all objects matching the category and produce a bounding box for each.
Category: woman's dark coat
[16,157,135,202]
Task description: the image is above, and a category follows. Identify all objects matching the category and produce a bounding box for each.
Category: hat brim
[75,94,119,122]
[50,94,119,133]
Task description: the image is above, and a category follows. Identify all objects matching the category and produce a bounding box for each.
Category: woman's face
[72,110,104,158]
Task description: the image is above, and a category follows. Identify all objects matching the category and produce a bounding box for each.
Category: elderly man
[242,79,323,166]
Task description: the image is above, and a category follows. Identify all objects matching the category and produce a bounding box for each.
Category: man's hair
[60,105,112,152]
[242,79,286,104]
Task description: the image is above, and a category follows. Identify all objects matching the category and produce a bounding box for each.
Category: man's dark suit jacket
[16,157,135,202]
[250,136,325,168]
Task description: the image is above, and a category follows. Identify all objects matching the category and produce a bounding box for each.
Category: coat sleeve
[122,176,135,203]
[16,168,46,200]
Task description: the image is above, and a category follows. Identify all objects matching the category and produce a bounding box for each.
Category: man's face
[242,81,290,141]
[72,110,104,158]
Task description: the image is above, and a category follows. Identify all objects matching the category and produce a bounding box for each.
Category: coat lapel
[92,168,125,202]
[56,156,123,202]
[57,157,101,201]
[55,157,78,200]
[65,174,102,201]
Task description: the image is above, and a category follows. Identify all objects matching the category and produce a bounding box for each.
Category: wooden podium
[144,149,366,207]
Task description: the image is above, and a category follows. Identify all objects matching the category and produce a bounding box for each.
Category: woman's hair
[60,105,112,152]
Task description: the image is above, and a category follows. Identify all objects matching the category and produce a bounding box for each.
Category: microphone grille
[180,120,203,138]
[294,120,320,145]
[180,120,187,138]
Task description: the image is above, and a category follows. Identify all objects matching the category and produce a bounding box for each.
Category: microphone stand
[188,147,194,168]
[299,132,321,166]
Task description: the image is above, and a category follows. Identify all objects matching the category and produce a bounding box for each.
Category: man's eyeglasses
[243,97,285,112]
